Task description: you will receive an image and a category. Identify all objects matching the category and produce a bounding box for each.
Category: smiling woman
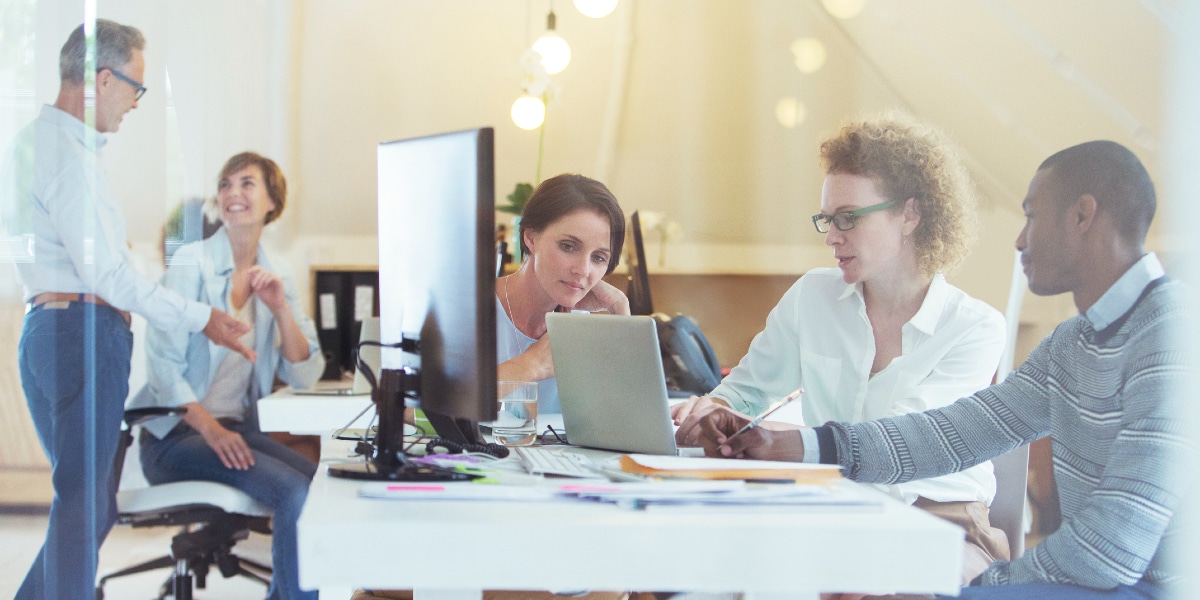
[496,173,629,414]
[128,151,324,600]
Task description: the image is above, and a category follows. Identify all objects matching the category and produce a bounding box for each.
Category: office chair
[989,444,1030,560]
[96,407,275,600]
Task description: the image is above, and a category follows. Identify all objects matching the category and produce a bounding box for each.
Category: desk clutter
[352,448,880,511]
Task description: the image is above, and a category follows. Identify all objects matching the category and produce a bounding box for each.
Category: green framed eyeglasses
[811,199,897,233]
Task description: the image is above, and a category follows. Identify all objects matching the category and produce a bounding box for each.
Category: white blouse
[711,268,1006,505]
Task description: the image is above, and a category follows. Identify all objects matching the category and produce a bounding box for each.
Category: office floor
[0,509,272,599]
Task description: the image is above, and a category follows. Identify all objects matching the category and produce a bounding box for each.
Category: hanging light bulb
[790,38,827,74]
[573,0,618,18]
[821,0,866,20]
[511,94,546,130]
[532,10,572,74]
[775,97,807,129]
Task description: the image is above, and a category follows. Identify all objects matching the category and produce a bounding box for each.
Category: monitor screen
[626,211,654,316]
[329,127,497,479]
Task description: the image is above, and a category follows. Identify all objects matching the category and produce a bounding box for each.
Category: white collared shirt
[712,268,1006,504]
[0,105,210,332]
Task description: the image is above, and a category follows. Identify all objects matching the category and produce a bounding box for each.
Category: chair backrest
[990,444,1030,560]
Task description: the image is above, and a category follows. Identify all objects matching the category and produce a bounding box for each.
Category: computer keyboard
[514,447,603,478]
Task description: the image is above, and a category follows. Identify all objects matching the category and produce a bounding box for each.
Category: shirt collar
[208,226,271,277]
[835,273,947,336]
[209,227,236,276]
[39,104,107,151]
[1084,252,1165,331]
[908,273,948,335]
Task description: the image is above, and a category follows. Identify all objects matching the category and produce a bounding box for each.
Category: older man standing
[0,19,255,598]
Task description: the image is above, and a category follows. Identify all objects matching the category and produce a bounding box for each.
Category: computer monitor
[626,211,654,316]
[328,127,498,480]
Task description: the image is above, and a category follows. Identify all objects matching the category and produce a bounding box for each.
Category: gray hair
[59,19,145,84]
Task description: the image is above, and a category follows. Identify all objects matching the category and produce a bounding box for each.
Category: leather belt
[29,292,132,327]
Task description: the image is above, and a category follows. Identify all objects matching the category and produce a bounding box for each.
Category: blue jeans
[140,418,318,600]
[16,302,133,600]
[940,579,1164,599]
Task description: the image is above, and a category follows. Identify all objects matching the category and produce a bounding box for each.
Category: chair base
[96,514,273,600]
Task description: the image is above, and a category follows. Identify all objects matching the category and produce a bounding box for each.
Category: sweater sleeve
[827,343,1052,485]
[977,333,1196,587]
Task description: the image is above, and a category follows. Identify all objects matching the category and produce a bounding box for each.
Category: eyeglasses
[811,199,897,233]
[101,68,147,101]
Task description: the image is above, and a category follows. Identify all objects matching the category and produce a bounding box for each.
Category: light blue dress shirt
[1084,253,1165,331]
[0,105,210,332]
[128,227,325,438]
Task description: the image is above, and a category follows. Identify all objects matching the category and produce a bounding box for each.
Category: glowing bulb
[533,32,571,74]
[821,0,865,19]
[775,97,807,129]
[511,95,546,130]
[574,0,618,18]
[533,10,572,74]
[790,38,827,74]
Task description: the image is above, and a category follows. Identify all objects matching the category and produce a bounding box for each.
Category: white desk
[258,387,374,435]
[298,440,964,600]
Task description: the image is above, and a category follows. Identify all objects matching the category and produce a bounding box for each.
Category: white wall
[0,0,1177,323]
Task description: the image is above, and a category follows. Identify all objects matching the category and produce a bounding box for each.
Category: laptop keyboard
[514,447,602,478]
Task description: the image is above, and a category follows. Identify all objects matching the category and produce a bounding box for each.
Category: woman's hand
[671,395,731,446]
[247,265,287,313]
[573,280,630,315]
[200,423,256,471]
[498,335,555,382]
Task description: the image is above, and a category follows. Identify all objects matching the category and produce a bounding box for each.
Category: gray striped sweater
[822,277,1196,589]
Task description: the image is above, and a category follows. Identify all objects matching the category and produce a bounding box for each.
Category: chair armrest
[124,406,189,428]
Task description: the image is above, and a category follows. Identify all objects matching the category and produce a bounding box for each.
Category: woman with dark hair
[498,173,629,413]
[129,152,322,600]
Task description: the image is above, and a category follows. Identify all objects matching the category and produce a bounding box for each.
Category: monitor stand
[327,370,475,482]
[424,412,485,445]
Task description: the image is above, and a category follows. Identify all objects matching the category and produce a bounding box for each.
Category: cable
[423,437,510,459]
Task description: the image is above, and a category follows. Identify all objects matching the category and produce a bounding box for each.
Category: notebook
[545,312,700,456]
[294,316,381,396]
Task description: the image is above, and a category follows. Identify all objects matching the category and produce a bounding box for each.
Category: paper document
[359,482,558,502]
[619,454,841,483]
[557,479,879,510]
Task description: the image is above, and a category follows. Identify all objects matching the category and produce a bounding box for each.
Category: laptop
[294,316,381,396]
[545,312,701,456]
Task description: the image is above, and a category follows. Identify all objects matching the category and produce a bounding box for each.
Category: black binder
[313,268,380,380]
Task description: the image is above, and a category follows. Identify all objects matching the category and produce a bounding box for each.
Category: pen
[722,388,803,446]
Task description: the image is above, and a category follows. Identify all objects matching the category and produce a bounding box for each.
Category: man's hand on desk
[697,407,807,462]
[671,395,731,446]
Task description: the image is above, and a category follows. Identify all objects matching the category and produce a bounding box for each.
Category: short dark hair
[60,19,145,85]
[1037,140,1155,246]
[518,173,626,275]
[218,152,288,225]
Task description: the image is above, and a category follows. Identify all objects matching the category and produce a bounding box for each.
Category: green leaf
[498,181,534,215]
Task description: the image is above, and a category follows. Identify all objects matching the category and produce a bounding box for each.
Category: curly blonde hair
[819,113,978,277]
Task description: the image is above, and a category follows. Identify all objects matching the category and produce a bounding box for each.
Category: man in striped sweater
[697,140,1195,600]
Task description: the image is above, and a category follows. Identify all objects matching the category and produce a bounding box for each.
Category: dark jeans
[16,302,132,599]
[140,419,318,600]
[940,579,1165,600]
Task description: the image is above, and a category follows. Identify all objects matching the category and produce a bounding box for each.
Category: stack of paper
[616,454,842,483]
[557,480,879,510]
[358,479,882,511]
